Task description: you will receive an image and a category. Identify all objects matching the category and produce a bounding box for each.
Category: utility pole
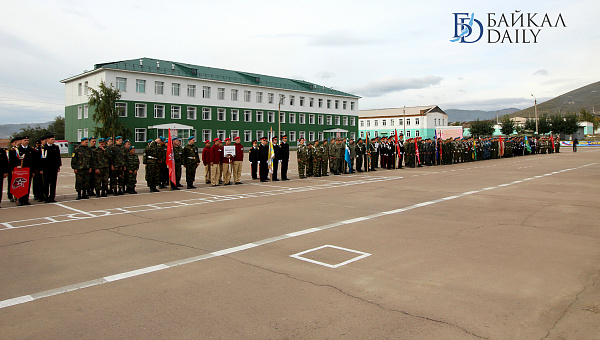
[531,94,538,134]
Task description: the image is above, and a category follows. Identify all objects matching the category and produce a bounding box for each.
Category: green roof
[92,57,359,98]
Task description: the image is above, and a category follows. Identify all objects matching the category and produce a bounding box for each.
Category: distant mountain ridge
[511,81,600,118]
[0,122,51,139]
[445,108,520,122]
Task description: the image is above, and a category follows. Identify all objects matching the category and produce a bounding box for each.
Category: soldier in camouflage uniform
[126,146,140,194]
[335,139,344,174]
[145,138,162,192]
[71,137,93,200]
[158,137,168,188]
[321,139,329,176]
[172,137,183,189]
[348,139,356,173]
[297,138,307,179]
[110,136,127,195]
[183,136,200,189]
[328,138,337,174]
[92,138,110,197]
[312,140,322,177]
[87,137,97,196]
[306,142,314,177]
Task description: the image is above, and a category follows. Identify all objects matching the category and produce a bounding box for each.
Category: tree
[550,114,565,134]
[88,81,130,139]
[469,119,495,137]
[563,113,579,135]
[524,118,537,132]
[499,115,515,135]
[10,125,51,143]
[579,109,599,131]
[538,114,552,134]
[47,116,65,139]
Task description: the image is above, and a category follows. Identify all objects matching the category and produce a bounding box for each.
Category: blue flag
[345,141,352,171]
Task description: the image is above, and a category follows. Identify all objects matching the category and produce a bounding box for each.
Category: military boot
[82,192,89,199]
[118,187,124,195]
[96,191,101,198]
[101,190,108,197]
[130,186,137,194]
[76,191,82,200]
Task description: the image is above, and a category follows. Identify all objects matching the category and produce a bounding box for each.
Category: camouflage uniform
[145,141,161,191]
[71,144,92,198]
[312,142,323,177]
[173,144,183,187]
[328,141,337,174]
[110,143,127,194]
[183,143,200,187]
[297,142,307,178]
[92,146,110,196]
[321,141,329,176]
[306,144,314,177]
[126,151,140,193]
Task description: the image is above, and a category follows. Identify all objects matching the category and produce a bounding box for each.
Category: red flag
[499,135,505,157]
[415,139,421,164]
[10,167,30,199]
[166,129,176,186]
[394,129,400,156]
[550,134,555,152]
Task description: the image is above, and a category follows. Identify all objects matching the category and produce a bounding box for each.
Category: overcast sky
[1,0,598,124]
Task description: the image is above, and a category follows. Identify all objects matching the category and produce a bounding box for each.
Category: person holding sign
[222,138,234,185]
[9,136,37,206]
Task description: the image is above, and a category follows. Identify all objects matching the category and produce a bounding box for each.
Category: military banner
[166,129,176,185]
[10,167,30,199]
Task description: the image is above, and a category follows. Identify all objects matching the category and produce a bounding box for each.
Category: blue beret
[147,139,153,143]
[107,137,113,140]
[80,137,88,141]
[89,136,96,140]
[172,137,179,141]
[116,136,123,140]
[130,146,135,149]
[159,136,165,142]
[188,136,195,141]
[99,138,106,142]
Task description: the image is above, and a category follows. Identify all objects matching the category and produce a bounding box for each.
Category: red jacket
[202,146,211,165]
[234,143,244,162]
[210,144,222,165]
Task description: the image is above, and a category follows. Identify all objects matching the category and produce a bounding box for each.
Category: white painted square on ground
[290,245,371,268]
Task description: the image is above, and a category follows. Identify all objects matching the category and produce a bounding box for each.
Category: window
[318,115,324,125]
[77,129,82,141]
[171,105,181,119]
[279,94,285,105]
[360,131,364,138]
[351,132,356,140]
[135,103,147,118]
[390,119,394,126]
[135,128,147,142]
[244,110,252,122]
[360,120,364,127]
[367,120,370,127]
[289,95,295,105]
[202,86,211,98]
[299,114,305,124]
[343,116,348,126]
[399,118,403,125]
[231,130,239,140]
[84,81,88,95]
[244,90,251,102]
[299,131,305,140]
[78,83,82,96]
[327,115,332,125]
[256,111,263,122]
[231,109,239,121]
[327,100,331,109]
[318,131,323,140]
[256,92,263,103]
[77,106,82,119]
[155,81,164,94]
[217,108,226,121]
[279,112,285,124]
[309,131,315,141]
[83,128,88,138]
[351,102,356,110]
[268,93,274,104]
[172,83,180,96]
[202,107,211,120]
[382,119,386,126]
[116,77,127,92]
[299,97,304,106]
[406,118,411,126]
[154,105,165,118]
[217,87,225,100]
[116,102,127,117]
[309,97,314,107]
[231,89,238,101]
[318,98,323,108]
[415,118,420,125]
[415,130,420,137]
[289,131,296,142]
[279,131,286,138]
[136,79,146,93]
[407,130,411,137]
[335,116,340,125]
[350,117,356,126]
[202,129,212,142]
[335,100,339,109]
[187,85,196,97]
[343,101,347,110]
[84,105,89,119]
[256,130,264,140]
[289,112,296,124]
[267,111,275,123]
[374,120,378,127]
[217,130,226,141]
[375,131,378,137]
[187,107,197,120]
[244,130,252,143]
[309,114,315,125]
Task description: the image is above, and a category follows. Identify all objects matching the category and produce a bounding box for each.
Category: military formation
[2,132,563,207]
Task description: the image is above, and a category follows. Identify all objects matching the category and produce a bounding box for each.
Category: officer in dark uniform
[249,140,258,180]
[42,134,62,203]
[258,137,269,182]
[279,135,290,180]
[9,136,37,206]
[271,136,280,181]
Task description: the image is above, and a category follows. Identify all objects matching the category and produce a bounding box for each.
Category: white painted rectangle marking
[0,295,34,309]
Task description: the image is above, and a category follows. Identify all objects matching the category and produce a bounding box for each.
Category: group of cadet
[1,135,62,207]
[71,136,139,200]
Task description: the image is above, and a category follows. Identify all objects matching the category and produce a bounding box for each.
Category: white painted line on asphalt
[0,162,596,310]
[290,245,372,269]
[54,203,95,217]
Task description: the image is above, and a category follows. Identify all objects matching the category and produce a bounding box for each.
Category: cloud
[533,69,549,76]
[309,31,379,47]
[315,71,335,79]
[351,75,443,97]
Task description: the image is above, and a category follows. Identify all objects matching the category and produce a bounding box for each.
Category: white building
[359,106,457,139]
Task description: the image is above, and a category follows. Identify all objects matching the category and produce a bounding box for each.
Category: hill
[511,81,600,118]
[0,122,51,139]
[445,108,520,122]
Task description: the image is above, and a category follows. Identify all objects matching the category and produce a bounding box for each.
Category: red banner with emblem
[10,167,30,199]
[166,129,176,186]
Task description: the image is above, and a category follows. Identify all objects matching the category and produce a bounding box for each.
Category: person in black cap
[258,137,269,182]
[42,134,62,202]
[248,140,258,180]
[271,136,280,181]
[32,136,47,202]
[8,136,37,205]
[279,135,290,180]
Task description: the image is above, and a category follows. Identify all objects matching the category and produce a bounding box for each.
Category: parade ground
[1,149,599,339]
